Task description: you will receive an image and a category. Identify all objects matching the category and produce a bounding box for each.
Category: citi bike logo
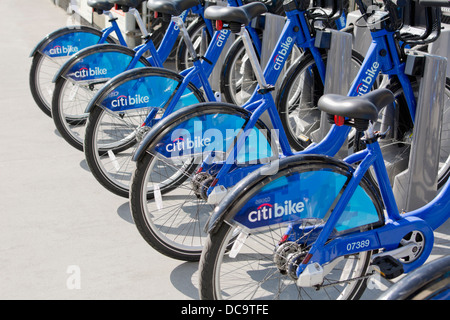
[216,29,230,47]
[49,45,79,55]
[356,62,379,95]
[166,136,212,152]
[273,37,293,71]
[163,121,280,172]
[248,200,305,223]
[74,67,108,78]
[111,94,150,108]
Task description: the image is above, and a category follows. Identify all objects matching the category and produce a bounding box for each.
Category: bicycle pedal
[371,255,404,280]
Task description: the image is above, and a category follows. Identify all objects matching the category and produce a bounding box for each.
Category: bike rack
[393,52,447,211]
[310,29,353,158]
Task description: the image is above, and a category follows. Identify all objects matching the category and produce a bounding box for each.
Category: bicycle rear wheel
[29,26,113,117]
[129,103,277,261]
[84,68,206,197]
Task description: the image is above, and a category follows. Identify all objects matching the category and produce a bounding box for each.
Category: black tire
[29,52,59,118]
[29,27,116,118]
[84,68,206,198]
[52,76,105,151]
[276,49,365,151]
[199,155,382,300]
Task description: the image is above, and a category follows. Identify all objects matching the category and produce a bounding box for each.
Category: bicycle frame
[105,21,232,125]
[126,0,260,72]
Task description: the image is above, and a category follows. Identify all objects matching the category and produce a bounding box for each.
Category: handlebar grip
[419,0,450,7]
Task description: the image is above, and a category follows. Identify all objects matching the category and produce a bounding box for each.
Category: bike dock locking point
[393,52,447,211]
[310,28,353,158]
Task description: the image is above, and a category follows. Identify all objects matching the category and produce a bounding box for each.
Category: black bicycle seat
[110,0,145,9]
[147,0,200,16]
[87,0,115,11]
[204,2,267,25]
[318,88,395,123]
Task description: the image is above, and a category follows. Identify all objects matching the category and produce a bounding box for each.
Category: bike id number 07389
[346,239,370,251]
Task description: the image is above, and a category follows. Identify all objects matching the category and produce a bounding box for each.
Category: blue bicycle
[30,0,131,118]
[127,0,365,261]
[196,1,450,300]
[50,0,216,151]
[198,87,449,300]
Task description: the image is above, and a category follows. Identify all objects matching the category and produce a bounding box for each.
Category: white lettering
[273,37,293,70]
[248,200,305,223]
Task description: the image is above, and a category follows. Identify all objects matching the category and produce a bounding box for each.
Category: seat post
[239,26,269,89]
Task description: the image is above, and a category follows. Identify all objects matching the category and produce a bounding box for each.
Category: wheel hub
[191,172,215,200]
[274,241,302,275]
[398,230,425,263]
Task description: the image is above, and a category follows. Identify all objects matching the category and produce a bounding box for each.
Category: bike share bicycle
[83,0,359,200]
[198,0,450,300]
[125,0,366,261]
[30,0,129,118]
[50,0,216,151]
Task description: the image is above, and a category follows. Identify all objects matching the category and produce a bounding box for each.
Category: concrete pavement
[0,0,448,300]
